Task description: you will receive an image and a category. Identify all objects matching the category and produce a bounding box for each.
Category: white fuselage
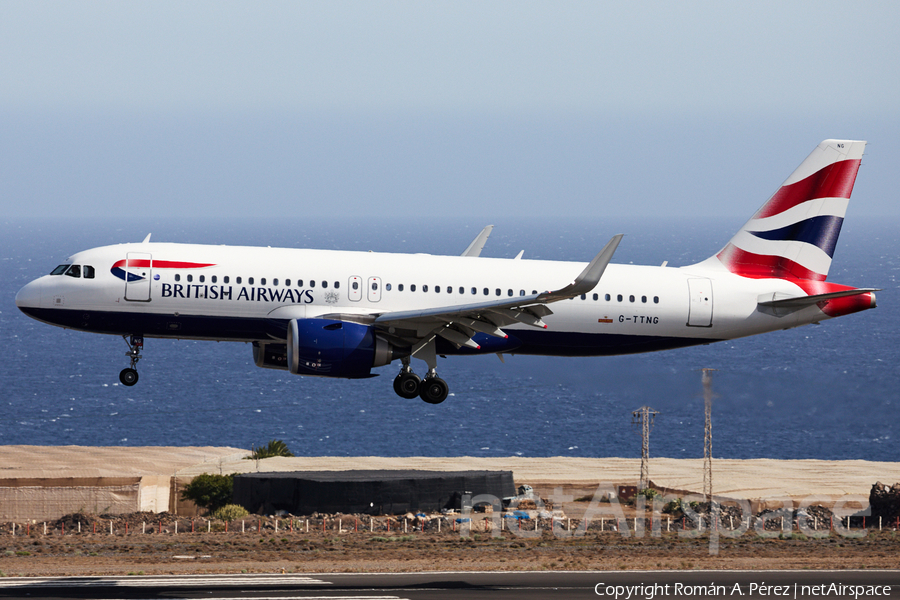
[16,241,831,356]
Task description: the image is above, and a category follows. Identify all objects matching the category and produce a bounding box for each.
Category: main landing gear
[392,356,449,404]
[119,334,143,386]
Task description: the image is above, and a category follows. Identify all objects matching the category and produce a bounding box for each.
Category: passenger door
[124,252,152,302]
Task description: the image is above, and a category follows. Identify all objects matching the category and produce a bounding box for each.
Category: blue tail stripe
[748,215,844,258]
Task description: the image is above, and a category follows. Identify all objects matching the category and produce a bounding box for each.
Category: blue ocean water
[1,216,897,460]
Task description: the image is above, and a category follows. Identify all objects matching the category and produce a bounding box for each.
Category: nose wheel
[119,368,139,386]
[119,334,143,387]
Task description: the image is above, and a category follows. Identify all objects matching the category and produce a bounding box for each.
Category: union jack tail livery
[710,139,865,282]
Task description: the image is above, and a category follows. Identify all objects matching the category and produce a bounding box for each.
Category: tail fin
[706,139,866,281]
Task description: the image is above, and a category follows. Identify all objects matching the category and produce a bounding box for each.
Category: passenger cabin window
[212,275,217,283]
[322,281,328,288]
[187,274,193,283]
[50,265,70,275]
[483,288,489,295]
[642,295,647,303]
[285,278,290,286]
[83,265,95,279]
[224,276,230,284]
[334,281,339,289]
[261,278,266,285]
[434,285,440,293]
[471,287,476,295]
[310,280,315,287]
[248,277,254,285]
[592,293,598,301]
[423,285,429,292]
[605,294,611,301]
[459,287,464,294]
[386,283,392,291]
[398,284,404,291]
[654,296,660,304]
[297,280,303,287]
[273,278,278,286]
[175,274,181,282]
[65,265,81,278]
[237,277,242,284]
[629,295,635,302]
[495,288,501,296]
[411,284,416,292]
[617,294,623,302]
[199,275,205,283]
[352,281,359,290]
[507,289,513,297]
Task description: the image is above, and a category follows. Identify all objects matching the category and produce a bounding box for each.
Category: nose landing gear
[119,334,143,386]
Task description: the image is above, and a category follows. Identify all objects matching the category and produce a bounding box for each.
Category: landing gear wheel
[393,372,422,399]
[419,377,449,404]
[119,368,139,386]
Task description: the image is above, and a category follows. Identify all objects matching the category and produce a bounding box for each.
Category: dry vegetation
[1,518,897,577]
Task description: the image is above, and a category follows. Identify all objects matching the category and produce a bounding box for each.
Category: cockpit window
[83,265,95,279]
[50,264,70,275]
[65,265,81,278]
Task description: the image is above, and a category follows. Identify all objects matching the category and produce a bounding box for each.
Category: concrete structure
[0,446,245,520]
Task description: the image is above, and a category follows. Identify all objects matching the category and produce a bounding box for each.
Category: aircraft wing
[461,225,494,257]
[367,234,623,351]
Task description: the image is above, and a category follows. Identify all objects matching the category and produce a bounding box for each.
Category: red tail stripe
[113,259,216,269]
[717,244,826,281]
[755,159,861,219]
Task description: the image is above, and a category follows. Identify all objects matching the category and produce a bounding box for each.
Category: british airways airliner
[15,140,877,404]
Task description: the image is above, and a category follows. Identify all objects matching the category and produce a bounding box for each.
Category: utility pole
[702,368,717,504]
[632,406,659,491]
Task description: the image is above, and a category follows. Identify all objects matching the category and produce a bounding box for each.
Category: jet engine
[278,318,406,379]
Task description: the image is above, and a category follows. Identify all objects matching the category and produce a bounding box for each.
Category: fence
[4,513,897,538]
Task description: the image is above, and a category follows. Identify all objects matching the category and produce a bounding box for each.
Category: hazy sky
[1,1,898,222]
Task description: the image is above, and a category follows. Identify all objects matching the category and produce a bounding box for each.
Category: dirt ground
[2,520,898,576]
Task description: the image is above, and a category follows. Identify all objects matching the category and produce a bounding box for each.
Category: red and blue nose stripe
[111,259,216,282]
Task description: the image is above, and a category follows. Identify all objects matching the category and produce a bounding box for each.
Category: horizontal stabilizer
[758,288,879,308]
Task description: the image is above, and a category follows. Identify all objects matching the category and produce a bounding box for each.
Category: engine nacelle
[286,319,406,379]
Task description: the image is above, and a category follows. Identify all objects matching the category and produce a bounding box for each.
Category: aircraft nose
[15,278,44,311]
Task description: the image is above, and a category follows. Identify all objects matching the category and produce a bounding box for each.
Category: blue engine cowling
[287,319,404,379]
